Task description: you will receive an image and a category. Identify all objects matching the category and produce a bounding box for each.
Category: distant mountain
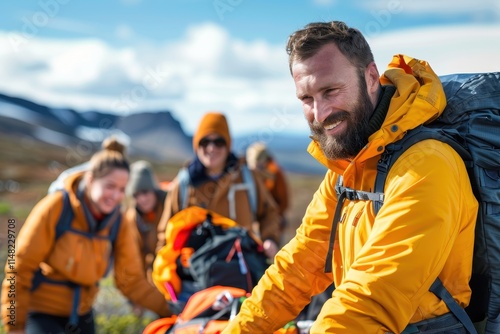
[0,92,192,164]
[0,92,325,175]
[233,134,326,175]
[115,112,193,162]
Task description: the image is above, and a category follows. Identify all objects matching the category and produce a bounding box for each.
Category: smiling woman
[0,137,172,333]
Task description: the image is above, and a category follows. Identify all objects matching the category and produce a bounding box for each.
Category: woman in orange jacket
[1,138,170,334]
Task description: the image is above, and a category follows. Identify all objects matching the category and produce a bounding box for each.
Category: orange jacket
[258,160,289,217]
[223,55,478,333]
[1,172,170,331]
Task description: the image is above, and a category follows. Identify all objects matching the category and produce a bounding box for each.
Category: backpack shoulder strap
[373,126,471,214]
[55,190,75,240]
[325,176,384,273]
[430,278,478,334]
[227,165,258,221]
[177,167,191,210]
[103,212,122,277]
[108,212,122,243]
[241,165,257,217]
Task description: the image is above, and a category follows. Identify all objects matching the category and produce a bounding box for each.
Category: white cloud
[174,23,230,70]
[369,24,500,75]
[0,23,499,136]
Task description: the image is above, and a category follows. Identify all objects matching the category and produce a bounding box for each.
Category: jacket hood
[308,54,446,172]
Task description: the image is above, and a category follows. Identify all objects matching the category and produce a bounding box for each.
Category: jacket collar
[187,152,239,187]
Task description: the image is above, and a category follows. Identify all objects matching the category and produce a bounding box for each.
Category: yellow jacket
[223,55,478,333]
[1,172,170,331]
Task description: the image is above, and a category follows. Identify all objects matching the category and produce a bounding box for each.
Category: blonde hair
[246,142,270,169]
[89,136,129,179]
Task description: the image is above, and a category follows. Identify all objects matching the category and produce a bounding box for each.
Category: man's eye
[325,88,337,96]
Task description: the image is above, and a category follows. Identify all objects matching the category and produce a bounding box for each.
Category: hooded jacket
[257,159,289,217]
[1,172,170,331]
[157,154,281,251]
[222,55,478,333]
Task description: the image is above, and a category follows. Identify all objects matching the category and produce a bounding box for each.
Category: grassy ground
[0,134,324,333]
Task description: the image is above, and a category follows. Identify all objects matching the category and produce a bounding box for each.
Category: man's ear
[365,61,380,95]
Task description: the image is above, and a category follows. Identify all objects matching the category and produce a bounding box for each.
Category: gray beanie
[127,160,158,196]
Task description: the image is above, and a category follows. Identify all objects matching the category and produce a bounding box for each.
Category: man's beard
[309,80,374,160]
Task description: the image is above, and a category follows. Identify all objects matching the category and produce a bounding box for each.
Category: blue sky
[0,0,499,136]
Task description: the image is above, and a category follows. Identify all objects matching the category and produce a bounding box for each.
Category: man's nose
[313,98,329,124]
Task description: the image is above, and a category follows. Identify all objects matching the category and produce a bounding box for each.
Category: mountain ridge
[0,92,325,175]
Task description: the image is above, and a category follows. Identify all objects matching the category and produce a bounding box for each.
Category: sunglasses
[199,137,226,148]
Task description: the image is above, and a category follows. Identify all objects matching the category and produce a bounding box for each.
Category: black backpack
[172,213,269,313]
[328,72,500,334]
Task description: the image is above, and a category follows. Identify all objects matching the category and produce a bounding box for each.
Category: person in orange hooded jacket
[1,138,170,334]
[246,142,290,241]
[223,21,478,333]
[124,160,168,317]
[156,112,282,258]
[125,160,167,283]
[153,112,282,307]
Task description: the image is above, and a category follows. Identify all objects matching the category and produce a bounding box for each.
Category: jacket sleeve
[123,207,142,250]
[113,214,171,317]
[222,171,337,333]
[1,194,62,331]
[155,177,181,253]
[253,170,282,244]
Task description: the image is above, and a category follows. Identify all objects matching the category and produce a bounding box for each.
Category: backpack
[47,162,89,194]
[185,215,268,291]
[330,72,500,334]
[152,206,268,309]
[177,164,257,220]
[31,190,121,326]
[142,285,299,334]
